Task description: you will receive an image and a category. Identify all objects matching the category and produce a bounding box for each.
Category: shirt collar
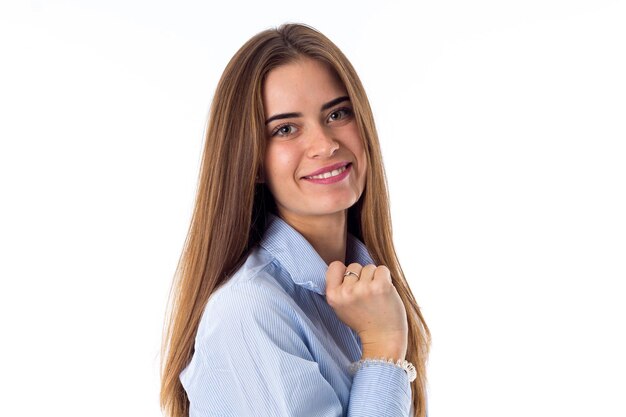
[259,213,374,295]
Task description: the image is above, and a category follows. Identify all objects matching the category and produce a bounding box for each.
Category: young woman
[160,23,430,417]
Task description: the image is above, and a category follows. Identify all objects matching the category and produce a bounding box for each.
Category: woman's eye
[272,124,297,137]
[328,107,353,122]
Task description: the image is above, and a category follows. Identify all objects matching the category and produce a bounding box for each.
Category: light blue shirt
[180,213,413,416]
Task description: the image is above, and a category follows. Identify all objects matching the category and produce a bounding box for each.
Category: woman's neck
[278,211,348,265]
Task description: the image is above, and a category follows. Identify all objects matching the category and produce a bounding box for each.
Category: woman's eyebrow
[265,96,351,125]
[265,112,301,125]
[320,95,350,111]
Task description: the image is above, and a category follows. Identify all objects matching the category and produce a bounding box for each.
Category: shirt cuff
[348,360,412,416]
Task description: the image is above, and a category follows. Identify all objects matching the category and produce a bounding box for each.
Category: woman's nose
[307,125,339,158]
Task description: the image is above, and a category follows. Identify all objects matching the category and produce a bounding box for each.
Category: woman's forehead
[262,58,348,114]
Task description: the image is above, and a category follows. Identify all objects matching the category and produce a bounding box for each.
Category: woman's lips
[302,163,352,184]
[303,161,350,178]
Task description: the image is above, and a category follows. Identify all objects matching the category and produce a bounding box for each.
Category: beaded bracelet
[349,357,417,382]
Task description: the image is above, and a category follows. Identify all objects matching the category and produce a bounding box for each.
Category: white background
[1,1,625,416]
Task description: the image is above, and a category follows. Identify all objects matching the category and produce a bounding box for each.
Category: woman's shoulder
[217,245,292,295]
[194,246,305,346]
[202,246,297,318]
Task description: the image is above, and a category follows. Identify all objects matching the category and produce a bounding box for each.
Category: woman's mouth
[302,163,352,184]
[305,164,348,179]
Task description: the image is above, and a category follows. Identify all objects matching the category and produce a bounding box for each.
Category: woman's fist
[325,261,408,361]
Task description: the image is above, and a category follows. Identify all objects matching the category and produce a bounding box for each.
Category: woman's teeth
[307,165,347,180]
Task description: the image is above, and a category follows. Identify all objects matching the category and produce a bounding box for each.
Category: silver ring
[343,270,360,279]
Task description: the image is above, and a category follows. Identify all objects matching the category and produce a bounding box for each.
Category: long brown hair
[160,23,430,417]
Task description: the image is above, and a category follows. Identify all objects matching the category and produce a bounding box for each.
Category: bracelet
[349,357,417,382]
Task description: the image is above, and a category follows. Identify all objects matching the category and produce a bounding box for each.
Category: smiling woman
[160,23,430,417]
[262,58,367,246]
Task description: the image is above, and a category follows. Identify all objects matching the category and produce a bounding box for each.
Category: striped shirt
[180,213,413,416]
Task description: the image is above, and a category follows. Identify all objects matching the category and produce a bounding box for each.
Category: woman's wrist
[361,351,406,361]
[361,341,407,361]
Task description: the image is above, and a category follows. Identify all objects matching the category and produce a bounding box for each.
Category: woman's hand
[325,261,409,361]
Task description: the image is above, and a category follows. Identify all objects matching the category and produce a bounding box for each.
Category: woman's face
[262,57,367,225]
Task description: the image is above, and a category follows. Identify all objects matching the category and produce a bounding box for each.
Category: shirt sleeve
[180,278,412,417]
[348,360,412,416]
